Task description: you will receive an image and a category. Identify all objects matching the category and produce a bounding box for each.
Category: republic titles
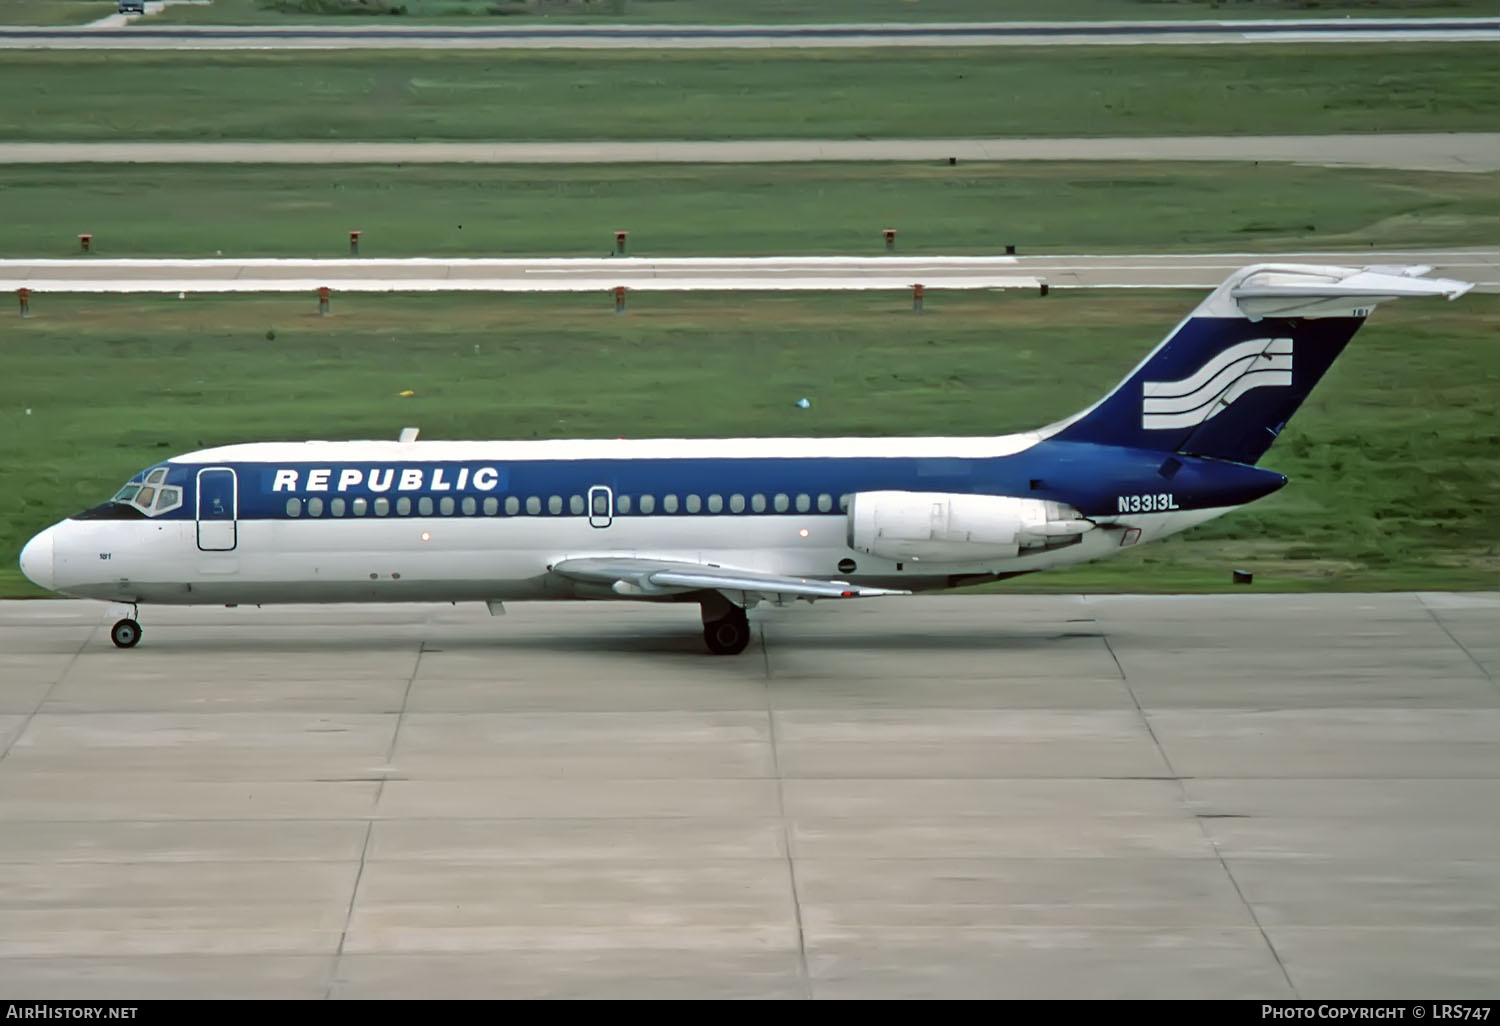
[270,466,502,494]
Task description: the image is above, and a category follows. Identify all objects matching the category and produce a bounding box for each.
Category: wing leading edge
[550,557,909,601]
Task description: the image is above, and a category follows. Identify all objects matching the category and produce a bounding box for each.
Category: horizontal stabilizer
[1224,263,1472,319]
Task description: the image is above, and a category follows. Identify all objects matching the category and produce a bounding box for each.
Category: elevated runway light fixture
[884,228,896,252]
[349,231,362,256]
[614,286,626,313]
[17,288,29,318]
[318,286,330,316]
[78,233,92,253]
[912,283,924,312]
[615,230,628,256]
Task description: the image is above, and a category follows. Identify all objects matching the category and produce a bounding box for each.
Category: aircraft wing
[550,557,909,601]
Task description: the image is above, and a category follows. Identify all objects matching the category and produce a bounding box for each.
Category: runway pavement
[1012,249,1500,291]
[4,134,1498,173]
[4,249,1496,295]
[4,18,1498,49]
[0,256,1040,295]
[0,592,1496,999]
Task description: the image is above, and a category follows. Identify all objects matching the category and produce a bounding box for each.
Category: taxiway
[3,134,1497,174]
[0,592,1495,998]
[4,249,1495,296]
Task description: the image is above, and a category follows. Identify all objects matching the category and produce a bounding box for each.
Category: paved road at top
[3,135,1498,174]
[2,17,1497,49]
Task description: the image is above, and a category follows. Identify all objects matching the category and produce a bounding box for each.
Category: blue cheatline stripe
[111,440,1290,525]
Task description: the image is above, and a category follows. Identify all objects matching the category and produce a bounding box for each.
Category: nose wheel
[110,618,142,649]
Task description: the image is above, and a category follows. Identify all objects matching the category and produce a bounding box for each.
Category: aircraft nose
[19,528,55,591]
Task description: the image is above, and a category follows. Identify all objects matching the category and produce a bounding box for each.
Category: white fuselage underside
[48,506,1237,606]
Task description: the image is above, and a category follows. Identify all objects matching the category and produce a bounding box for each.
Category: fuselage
[20,432,1286,606]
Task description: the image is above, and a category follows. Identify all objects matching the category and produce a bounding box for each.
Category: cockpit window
[101,467,184,518]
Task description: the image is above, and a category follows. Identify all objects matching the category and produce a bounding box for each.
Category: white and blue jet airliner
[18,262,1472,655]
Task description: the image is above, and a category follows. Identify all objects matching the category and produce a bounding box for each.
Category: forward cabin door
[196,467,238,552]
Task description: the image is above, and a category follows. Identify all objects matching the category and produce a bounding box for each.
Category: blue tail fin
[1044,263,1472,465]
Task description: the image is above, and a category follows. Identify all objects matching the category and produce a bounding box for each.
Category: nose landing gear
[110,604,142,649]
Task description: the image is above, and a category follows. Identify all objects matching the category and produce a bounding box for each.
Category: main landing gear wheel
[702,608,751,656]
[110,618,142,649]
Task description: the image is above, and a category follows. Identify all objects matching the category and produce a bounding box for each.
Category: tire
[110,618,142,649]
[703,611,750,655]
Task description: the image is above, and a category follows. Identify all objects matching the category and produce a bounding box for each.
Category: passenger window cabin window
[286,498,300,517]
[664,494,678,513]
[687,494,701,513]
[773,493,788,512]
[374,497,390,516]
[796,493,810,513]
[484,497,499,516]
[352,497,368,516]
[331,498,346,517]
[463,497,477,515]
[752,494,766,513]
[307,497,324,517]
[818,494,832,512]
[640,494,656,515]
[548,495,562,515]
[591,492,609,516]
[618,495,632,514]
[570,495,584,515]
[526,497,541,515]
[840,494,851,512]
[397,497,412,516]
[505,496,519,515]
[729,494,745,513]
[708,494,723,513]
[441,496,455,516]
[419,497,434,516]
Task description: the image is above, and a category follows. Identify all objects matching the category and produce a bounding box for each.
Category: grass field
[144,0,1498,26]
[3,289,1496,598]
[5,45,1496,141]
[6,162,1497,259]
[0,0,114,24]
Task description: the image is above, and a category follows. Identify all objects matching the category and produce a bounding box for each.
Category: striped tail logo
[1141,338,1293,431]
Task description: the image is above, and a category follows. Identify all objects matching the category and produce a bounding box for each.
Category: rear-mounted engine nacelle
[846,490,1094,563]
